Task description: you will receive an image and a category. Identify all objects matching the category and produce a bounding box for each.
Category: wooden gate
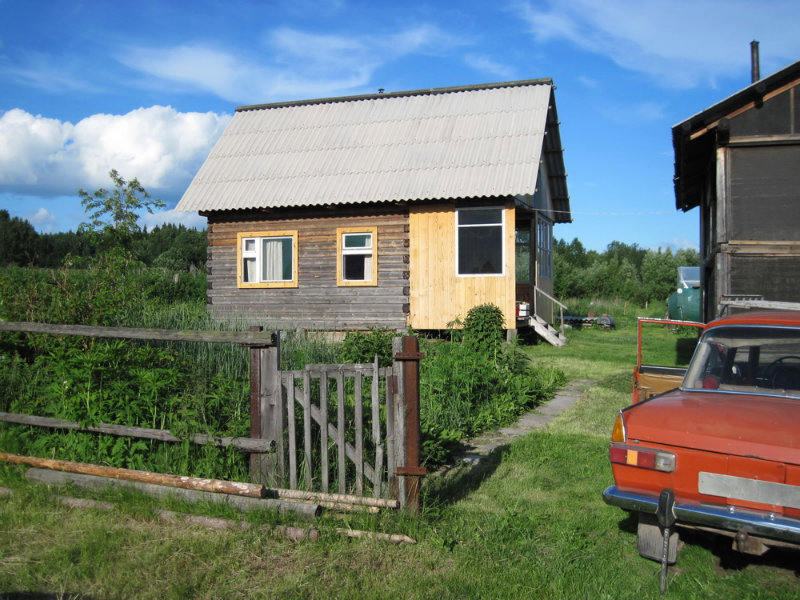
[280,358,392,498]
[247,334,425,510]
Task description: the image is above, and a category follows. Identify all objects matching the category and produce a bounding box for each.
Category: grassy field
[1,313,798,599]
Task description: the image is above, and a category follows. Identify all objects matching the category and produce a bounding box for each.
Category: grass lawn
[1,318,798,599]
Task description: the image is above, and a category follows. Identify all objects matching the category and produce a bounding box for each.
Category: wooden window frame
[236,230,298,289]
[455,206,506,277]
[336,226,378,287]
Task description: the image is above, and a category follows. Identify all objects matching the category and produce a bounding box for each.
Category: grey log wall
[205,206,410,330]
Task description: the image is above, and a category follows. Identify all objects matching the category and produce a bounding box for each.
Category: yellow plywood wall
[409,202,516,329]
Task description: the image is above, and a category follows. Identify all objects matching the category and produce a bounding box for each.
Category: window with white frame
[337,227,377,286]
[456,207,504,276]
[237,231,297,288]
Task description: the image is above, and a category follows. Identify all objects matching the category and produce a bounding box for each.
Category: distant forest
[0,209,206,273]
[553,238,700,305]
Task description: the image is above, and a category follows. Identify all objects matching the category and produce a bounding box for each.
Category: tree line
[1,169,206,272]
[553,238,700,305]
[0,210,206,272]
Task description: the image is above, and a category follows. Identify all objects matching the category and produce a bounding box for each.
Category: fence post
[248,327,282,485]
[392,335,426,514]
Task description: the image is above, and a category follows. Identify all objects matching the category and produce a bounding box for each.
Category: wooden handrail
[533,287,567,334]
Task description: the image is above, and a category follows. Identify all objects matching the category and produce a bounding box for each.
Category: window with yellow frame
[336,227,377,286]
[237,230,298,288]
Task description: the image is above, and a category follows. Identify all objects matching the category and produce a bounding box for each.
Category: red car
[604,311,800,566]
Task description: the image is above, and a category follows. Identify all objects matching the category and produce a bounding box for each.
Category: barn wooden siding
[408,201,516,330]
[206,206,409,330]
[709,89,800,316]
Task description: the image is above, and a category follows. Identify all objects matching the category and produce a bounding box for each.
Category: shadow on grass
[679,529,800,577]
[612,514,800,579]
[421,444,509,515]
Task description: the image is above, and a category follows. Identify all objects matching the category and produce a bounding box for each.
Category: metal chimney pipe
[751,40,760,83]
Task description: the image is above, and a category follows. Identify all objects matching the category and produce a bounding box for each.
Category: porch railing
[533,286,567,335]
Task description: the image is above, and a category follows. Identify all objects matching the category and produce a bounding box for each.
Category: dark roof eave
[672,59,800,211]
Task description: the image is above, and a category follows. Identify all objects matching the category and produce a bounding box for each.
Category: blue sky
[2,0,799,251]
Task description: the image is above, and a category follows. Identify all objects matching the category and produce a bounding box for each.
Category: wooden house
[178,80,571,342]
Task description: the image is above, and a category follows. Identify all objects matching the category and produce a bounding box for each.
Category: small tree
[78,169,165,251]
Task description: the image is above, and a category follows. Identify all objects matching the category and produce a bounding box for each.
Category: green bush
[420,304,565,465]
[341,327,395,367]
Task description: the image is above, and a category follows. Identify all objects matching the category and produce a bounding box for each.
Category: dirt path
[455,378,591,466]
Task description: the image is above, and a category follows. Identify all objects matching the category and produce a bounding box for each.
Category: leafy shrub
[341,327,395,367]
[462,303,505,354]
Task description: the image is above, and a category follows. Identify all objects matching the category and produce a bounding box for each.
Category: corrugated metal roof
[177,80,570,218]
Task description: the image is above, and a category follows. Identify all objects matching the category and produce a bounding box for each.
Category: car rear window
[683,325,800,397]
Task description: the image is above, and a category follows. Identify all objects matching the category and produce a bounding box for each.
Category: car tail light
[611,413,626,443]
[609,443,676,472]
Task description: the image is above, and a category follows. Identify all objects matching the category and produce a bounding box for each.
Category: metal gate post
[393,335,426,514]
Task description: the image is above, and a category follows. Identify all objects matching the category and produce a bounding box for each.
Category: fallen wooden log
[156,509,319,541]
[266,487,399,510]
[2,452,265,498]
[336,528,416,544]
[25,468,321,519]
[2,452,398,515]
[6,486,320,541]
[318,501,381,514]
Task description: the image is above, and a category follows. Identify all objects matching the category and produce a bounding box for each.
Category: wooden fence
[0,321,425,511]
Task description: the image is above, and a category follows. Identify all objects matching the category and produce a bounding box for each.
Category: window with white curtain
[238,231,297,288]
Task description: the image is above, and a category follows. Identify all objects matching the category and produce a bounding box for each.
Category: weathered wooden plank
[372,356,383,498]
[316,369,328,493]
[385,370,395,495]
[286,373,297,489]
[0,321,276,345]
[25,468,321,518]
[354,372,364,496]
[304,363,381,374]
[0,411,271,452]
[336,372,346,494]
[303,371,313,490]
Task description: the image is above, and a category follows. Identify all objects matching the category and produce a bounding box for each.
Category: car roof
[706,311,800,330]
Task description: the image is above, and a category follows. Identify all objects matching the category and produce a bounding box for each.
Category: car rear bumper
[602,485,800,545]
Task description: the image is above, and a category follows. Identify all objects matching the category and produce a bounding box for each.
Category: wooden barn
[178,79,571,342]
[673,58,800,321]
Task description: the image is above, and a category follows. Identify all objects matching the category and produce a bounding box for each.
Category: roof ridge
[236,78,553,113]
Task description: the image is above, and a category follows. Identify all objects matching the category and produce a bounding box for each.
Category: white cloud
[28,207,57,231]
[118,24,464,105]
[514,0,800,88]
[141,208,207,231]
[464,54,517,80]
[0,106,230,200]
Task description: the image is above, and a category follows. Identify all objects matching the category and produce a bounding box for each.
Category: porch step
[529,315,566,347]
